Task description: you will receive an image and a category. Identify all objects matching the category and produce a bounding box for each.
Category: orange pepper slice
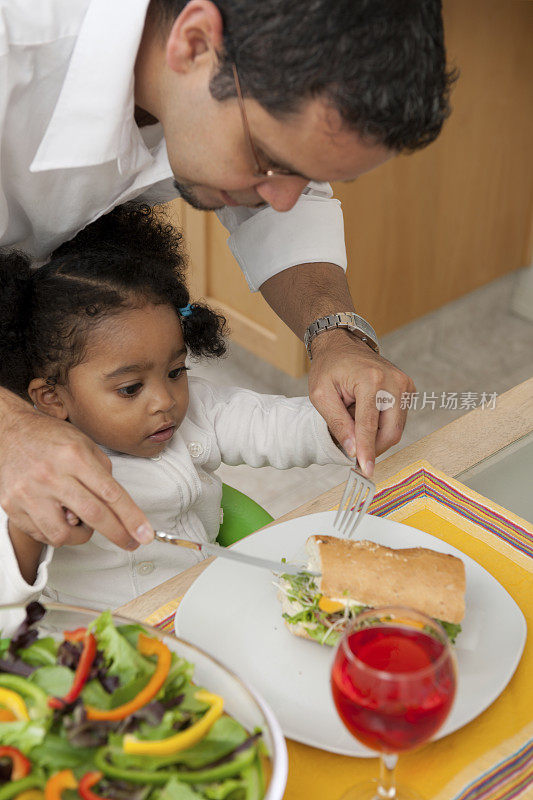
[44,770,77,800]
[85,633,171,721]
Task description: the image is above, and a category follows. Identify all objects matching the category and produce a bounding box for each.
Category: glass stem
[377,753,398,799]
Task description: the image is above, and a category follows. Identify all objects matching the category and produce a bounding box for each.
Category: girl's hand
[0,389,154,550]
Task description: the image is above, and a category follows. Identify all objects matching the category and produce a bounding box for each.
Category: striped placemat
[367,463,532,564]
[435,725,532,800]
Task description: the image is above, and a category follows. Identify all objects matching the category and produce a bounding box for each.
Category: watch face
[349,315,377,343]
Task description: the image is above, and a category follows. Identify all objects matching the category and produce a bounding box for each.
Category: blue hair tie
[179,303,195,318]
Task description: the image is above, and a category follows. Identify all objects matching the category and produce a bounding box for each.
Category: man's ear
[166,0,223,74]
[28,379,69,420]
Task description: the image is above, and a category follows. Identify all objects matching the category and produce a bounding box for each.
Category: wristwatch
[303,312,380,360]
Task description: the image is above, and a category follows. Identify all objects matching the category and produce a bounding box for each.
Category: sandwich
[277,535,466,646]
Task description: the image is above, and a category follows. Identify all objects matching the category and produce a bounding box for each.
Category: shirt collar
[30,0,155,174]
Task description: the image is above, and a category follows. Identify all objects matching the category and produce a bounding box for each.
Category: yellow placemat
[146,461,533,800]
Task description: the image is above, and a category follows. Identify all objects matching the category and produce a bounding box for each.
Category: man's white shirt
[0,0,347,289]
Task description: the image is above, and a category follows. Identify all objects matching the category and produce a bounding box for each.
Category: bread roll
[307,535,465,624]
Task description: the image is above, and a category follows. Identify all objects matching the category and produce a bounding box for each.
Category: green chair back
[216,484,273,547]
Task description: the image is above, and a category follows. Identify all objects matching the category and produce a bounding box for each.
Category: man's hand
[0,390,154,550]
[308,329,415,478]
[260,261,415,479]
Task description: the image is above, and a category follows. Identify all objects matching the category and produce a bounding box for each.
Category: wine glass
[330,606,457,800]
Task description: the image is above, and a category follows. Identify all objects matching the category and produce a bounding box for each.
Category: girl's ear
[28,379,69,420]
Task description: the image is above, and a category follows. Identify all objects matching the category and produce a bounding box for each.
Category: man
[0,0,453,555]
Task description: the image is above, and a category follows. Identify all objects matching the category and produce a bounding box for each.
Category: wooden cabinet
[165,0,533,377]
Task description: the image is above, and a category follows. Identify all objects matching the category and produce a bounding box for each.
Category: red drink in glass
[331,624,456,753]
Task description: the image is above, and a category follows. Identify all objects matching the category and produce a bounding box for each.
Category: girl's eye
[169,366,189,380]
[117,383,142,398]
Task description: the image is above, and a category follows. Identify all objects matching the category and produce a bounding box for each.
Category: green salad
[0,603,266,800]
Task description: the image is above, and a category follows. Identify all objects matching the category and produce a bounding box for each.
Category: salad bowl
[0,602,288,800]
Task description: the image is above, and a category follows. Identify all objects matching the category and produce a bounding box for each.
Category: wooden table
[117,377,533,620]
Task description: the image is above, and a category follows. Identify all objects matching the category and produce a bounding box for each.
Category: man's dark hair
[151,0,456,152]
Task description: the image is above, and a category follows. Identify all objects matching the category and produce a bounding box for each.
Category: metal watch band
[303,312,380,360]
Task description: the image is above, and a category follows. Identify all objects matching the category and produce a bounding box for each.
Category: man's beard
[172,179,223,212]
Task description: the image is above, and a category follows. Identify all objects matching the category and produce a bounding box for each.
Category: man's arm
[260,262,416,477]
[0,387,155,548]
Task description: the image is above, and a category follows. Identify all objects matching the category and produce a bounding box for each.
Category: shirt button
[187,441,204,458]
[136,561,154,576]
[199,473,210,483]
[152,455,162,462]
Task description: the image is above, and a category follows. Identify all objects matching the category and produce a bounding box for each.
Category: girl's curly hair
[0,203,227,399]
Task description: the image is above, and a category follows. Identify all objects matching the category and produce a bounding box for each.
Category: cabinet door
[165,0,533,377]
[164,199,307,376]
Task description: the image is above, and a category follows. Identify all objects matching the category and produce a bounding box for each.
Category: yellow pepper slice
[318,596,345,614]
[122,689,224,756]
[383,616,426,629]
[0,687,30,721]
[14,792,45,800]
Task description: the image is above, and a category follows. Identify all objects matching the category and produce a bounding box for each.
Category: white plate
[176,511,527,756]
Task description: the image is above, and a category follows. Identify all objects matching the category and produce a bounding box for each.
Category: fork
[333,459,376,538]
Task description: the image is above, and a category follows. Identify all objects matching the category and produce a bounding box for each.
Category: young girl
[0,204,350,610]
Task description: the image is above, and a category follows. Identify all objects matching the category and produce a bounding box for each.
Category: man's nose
[254,177,309,212]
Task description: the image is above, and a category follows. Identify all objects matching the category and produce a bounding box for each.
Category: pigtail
[0,251,34,398]
[181,303,228,359]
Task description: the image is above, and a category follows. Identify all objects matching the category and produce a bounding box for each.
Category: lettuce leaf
[437,620,462,644]
[0,720,46,752]
[159,655,195,701]
[30,665,74,696]
[29,732,97,772]
[20,636,58,667]
[201,780,245,799]
[156,779,205,800]
[81,677,115,710]
[304,626,341,647]
[91,611,154,685]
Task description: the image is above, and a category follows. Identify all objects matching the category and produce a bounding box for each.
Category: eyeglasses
[231,62,300,180]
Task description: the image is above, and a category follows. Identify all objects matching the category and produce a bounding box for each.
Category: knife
[154,531,319,576]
